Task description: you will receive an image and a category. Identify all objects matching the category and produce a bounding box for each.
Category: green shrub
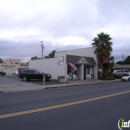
[58,76,65,79]
[103,73,107,78]
[113,74,123,79]
[102,75,115,80]
[103,73,113,78]
[107,73,113,76]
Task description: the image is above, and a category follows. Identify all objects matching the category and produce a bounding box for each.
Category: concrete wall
[94,66,98,79]
[29,51,66,79]
[0,64,19,75]
[77,65,84,80]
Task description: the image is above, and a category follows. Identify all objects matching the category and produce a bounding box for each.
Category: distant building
[21,62,29,66]
[114,64,130,71]
[0,58,29,75]
[3,58,21,65]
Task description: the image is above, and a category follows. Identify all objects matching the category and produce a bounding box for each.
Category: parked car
[121,75,130,81]
[0,70,6,76]
[12,70,18,76]
[18,68,29,75]
[113,69,129,76]
[19,69,51,81]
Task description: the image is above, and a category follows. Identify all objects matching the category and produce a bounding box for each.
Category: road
[0,81,130,130]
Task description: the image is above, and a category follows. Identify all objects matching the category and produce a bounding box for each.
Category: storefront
[29,47,98,80]
[66,55,96,80]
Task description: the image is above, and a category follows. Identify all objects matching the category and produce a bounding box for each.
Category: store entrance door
[84,65,87,80]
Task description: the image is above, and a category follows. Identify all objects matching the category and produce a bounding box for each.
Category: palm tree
[0,58,3,63]
[109,56,114,63]
[92,32,113,78]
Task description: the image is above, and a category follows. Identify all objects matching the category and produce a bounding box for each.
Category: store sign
[1,65,16,68]
[59,56,64,65]
[78,57,88,64]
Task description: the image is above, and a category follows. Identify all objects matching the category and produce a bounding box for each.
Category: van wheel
[22,77,27,81]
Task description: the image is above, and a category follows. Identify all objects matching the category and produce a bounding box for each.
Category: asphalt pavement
[0,75,62,92]
[0,75,121,92]
[0,81,130,130]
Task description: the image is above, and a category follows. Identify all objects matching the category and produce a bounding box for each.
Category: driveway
[0,75,61,86]
[0,75,61,92]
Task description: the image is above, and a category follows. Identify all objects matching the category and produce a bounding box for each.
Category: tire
[22,77,27,81]
[128,78,130,81]
[27,78,30,81]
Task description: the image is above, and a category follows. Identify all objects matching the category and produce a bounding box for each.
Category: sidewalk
[43,79,121,89]
[0,79,121,93]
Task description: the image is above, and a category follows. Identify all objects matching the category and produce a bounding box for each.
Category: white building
[29,47,98,80]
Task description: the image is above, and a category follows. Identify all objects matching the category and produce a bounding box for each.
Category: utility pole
[40,41,44,59]
[121,54,125,61]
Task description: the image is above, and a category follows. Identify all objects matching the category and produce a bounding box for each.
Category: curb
[43,80,120,89]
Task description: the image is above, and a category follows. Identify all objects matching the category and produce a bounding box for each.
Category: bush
[103,75,115,80]
[102,74,115,80]
[103,73,107,78]
[103,73,112,77]
[58,76,65,79]
[113,74,124,79]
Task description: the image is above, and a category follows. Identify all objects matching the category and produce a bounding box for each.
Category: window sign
[59,56,64,65]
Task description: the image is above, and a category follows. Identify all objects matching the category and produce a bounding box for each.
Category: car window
[22,70,34,73]
[36,70,43,74]
[35,70,40,74]
[30,70,35,73]
[22,70,28,73]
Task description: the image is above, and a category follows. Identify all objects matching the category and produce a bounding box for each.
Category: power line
[0,55,32,57]
[0,52,35,54]
[0,54,37,57]
[0,52,40,56]
[0,53,46,56]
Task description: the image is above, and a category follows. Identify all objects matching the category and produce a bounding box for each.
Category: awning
[66,55,96,65]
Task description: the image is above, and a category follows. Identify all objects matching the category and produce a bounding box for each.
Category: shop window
[59,56,64,65]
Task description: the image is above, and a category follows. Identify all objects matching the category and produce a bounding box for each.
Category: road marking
[0,90,130,119]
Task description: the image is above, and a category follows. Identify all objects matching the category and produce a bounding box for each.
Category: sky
[0,0,130,62]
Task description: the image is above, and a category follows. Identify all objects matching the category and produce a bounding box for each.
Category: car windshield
[36,70,43,74]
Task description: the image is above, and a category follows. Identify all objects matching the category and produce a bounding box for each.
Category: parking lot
[0,75,58,87]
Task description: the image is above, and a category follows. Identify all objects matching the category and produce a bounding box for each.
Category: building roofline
[56,46,95,53]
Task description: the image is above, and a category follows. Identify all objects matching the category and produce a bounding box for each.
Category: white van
[113,70,129,75]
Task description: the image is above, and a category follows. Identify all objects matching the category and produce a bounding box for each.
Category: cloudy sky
[0,0,130,62]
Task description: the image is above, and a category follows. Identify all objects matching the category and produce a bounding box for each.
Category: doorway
[84,65,87,80]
